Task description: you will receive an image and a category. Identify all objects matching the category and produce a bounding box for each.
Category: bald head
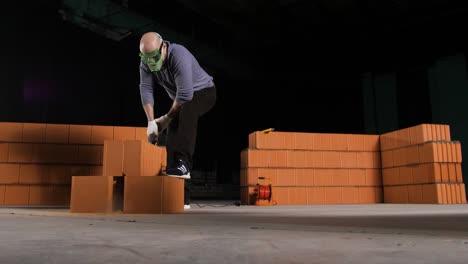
[139,32,163,53]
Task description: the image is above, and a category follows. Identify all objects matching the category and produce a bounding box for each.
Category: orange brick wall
[242,131,382,205]
[242,124,465,205]
[0,122,163,206]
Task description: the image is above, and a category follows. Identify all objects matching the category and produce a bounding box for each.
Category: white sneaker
[184,204,191,209]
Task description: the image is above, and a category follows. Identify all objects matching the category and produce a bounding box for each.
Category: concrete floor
[1,203,468,264]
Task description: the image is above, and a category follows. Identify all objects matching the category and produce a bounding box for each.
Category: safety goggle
[139,41,163,64]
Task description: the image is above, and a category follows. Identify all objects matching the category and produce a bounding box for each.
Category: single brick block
[70,176,114,213]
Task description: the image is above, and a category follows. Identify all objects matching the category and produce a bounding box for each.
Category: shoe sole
[164,172,191,180]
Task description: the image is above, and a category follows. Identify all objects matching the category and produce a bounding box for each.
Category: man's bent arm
[167,100,183,119]
[143,104,155,121]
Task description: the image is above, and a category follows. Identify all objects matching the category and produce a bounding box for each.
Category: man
[139,32,216,208]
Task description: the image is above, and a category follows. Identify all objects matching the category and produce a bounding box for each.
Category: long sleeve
[139,61,154,105]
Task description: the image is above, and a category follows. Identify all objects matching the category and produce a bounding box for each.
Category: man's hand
[147,120,159,145]
[155,114,173,132]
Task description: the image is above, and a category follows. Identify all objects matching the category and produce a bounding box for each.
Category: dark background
[2,1,468,196]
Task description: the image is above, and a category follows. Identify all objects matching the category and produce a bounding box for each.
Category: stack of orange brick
[0,122,148,206]
[381,124,466,204]
[240,131,382,205]
[70,139,183,214]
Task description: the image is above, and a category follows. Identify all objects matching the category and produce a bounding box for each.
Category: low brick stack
[70,139,183,214]
[0,122,183,213]
[381,124,466,204]
[241,131,382,205]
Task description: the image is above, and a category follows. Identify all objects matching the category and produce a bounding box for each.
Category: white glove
[147,120,158,136]
[155,114,172,132]
[147,120,159,145]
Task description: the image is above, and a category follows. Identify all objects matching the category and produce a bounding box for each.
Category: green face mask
[139,42,164,72]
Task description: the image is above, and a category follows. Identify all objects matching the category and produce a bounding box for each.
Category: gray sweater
[139,41,214,105]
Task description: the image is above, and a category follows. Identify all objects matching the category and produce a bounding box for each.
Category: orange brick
[77,145,103,165]
[446,184,453,204]
[306,151,323,168]
[364,135,380,152]
[349,169,366,186]
[418,143,436,163]
[45,124,69,143]
[295,169,314,186]
[19,164,49,184]
[269,150,288,167]
[268,132,288,149]
[70,166,91,176]
[342,187,359,204]
[422,184,438,204]
[394,186,409,203]
[314,134,332,151]
[375,187,383,203]
[8,143,34,163]
[22,123,46,143]
[438,184,447,204]
[0,122,23,142]
[161,176,184,213]
[29,185,52,205]
[358,187,375,203]
[287,151,307,168]
[444,125,451,141]
[70,176,113,213]
[412,164,426,184]
[0,143,8,162]
[455,164,463,183]
[461,184,467,204]
[431,125,437,141]
[306,187,322,204]
[384,186,397,203]
[365,169,381,186]
[289,187,307,204]
[33,144,78,164]
[123,140,163,176]
[454,185,461,204]
[49,185,71,206]
[273,187,289,205]
[440,164,450,182]
[114,126,136,141]
[395,128,410,149]
[332,169,349,186]
[135,127,147,142]
[448,164,457,183]
[69,125,92,144]
[330,134,348,151]
[399,166,413,185]
[379,133,395,151]
[382,167,399,186]
[48,166,71,184]
[437,143,445,163]
[322,151,341,168]
[89,166,103,176]
[408,184,423,203]
[324,187,342,204]
[455,142,462,163]
[340,152,357,168]
[91,125,114,144]
[347,134,365,151]
[425,124,433,141]
[0,185,5,204]
[406,145,420,165]
[4,185,29,205]
[294,132,313,150]
[276,168,295,186]
[409,124,426,145]
[428,163,442,182]
[314,169,334,186]
[0,164,20,184]
[394,148,408,167]
[381,150,393,168]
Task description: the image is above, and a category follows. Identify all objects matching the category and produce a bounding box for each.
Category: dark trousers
[166,85,216,204]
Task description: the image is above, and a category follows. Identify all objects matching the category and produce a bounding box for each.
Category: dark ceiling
[124,0,468,71]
